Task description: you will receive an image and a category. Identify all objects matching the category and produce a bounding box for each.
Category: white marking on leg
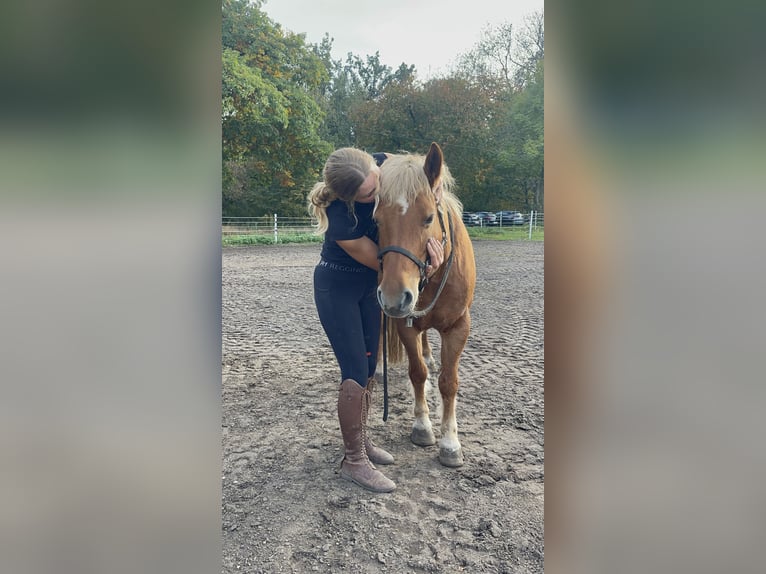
[412,389,432,432]
[413,415,432,432]
[439,398,460,451]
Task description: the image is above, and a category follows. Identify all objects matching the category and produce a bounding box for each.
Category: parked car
[474,211,497,226]
[495,210,526,226]
[461,212,481,226]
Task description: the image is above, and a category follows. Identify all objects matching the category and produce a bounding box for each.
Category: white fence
[525,211,544,239]
[223,212,543,243]
[222,215,317,243]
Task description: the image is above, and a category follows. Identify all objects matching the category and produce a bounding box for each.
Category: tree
[491,60,544,211]
[317,51,417,148]
[219,2,543,217]
[448,11,544,211]
[512,11,545,90]
[315,50,369,148]
[221,0,332,217]
[222,47,288,162]
[453,10,543,92]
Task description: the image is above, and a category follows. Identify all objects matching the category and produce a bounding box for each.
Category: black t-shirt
[320,200,378,269]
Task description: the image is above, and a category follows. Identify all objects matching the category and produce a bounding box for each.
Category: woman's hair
[307,147,375,234]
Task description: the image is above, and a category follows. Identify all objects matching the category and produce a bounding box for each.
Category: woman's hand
[425,237,444,278]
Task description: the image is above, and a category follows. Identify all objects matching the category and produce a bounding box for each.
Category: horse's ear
[424,142,443,202]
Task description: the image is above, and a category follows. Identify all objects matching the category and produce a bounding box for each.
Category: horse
[374,142,476,467]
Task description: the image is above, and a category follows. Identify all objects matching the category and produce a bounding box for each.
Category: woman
[307,147,444,493]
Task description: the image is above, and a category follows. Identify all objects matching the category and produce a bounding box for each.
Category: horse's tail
[384,316,406,364]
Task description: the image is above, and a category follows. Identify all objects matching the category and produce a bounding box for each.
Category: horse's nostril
[377,287,384,307]
[402,289,414,308]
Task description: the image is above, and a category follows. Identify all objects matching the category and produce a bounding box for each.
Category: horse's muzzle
[377,286,415,318]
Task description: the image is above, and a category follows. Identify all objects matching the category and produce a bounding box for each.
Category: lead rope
[405,209,455,326]
[382,315,389,421]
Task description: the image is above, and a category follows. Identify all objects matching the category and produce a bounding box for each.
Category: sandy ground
[222,240,543,573]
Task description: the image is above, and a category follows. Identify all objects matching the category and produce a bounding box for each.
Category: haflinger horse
[374,142,476,467]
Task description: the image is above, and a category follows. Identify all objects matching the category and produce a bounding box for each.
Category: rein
[378,207,456,421]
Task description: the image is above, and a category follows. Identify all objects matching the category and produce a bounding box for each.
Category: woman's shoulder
[325,200,354,227]
[326,199,348,215]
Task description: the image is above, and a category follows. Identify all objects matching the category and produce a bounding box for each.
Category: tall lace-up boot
[337,379,396,493]
[364,378,394,465]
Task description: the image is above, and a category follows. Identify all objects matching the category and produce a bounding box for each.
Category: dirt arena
[222,240,544,573]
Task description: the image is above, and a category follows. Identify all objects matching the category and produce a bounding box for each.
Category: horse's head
[375,142,449,318]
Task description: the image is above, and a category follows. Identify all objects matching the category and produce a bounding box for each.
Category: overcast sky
[262,0,544,80]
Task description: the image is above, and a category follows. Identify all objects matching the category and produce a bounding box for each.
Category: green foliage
[317,52,417,149]
[486,60,544,212]
[222,0,332,217]
[447,18,544,212]
[222,47,288,159]
[220,3,543,219]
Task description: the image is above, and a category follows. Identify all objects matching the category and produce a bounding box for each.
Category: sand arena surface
[223,240,543,573]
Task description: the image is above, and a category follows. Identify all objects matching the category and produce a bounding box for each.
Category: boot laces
[359,390,376,469]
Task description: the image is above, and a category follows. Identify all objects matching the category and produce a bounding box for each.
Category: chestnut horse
[374,143,476,467]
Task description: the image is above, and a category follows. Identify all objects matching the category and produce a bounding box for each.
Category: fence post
[273,213,278,244]
[528,211,533,240]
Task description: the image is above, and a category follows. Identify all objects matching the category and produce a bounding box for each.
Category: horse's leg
[421,330,437,373]
[437,312,471,467]
[398,325,436,446]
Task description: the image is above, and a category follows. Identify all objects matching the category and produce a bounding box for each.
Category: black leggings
[313,264,381,387]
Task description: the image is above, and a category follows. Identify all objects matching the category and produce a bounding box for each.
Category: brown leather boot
[337,379,396,493]
[364,378,394,465]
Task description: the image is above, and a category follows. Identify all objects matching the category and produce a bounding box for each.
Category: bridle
[377,206,455,310]
[376,204,456,420]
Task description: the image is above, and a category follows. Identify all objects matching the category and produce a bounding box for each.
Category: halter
[377,207,450,294]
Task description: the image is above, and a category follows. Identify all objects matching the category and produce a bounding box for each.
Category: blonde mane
[375,153,463,217]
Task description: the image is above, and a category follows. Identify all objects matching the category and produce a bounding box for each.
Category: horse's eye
[424,214,434,226]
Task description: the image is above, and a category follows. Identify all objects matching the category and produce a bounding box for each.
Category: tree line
[222,0,543,217]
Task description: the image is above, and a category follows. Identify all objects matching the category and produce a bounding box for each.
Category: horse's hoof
[439,446,464,467]
[411,427,436,446]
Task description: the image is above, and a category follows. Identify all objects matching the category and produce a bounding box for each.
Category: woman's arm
[337,236,444,275]
[336,236,380,271]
